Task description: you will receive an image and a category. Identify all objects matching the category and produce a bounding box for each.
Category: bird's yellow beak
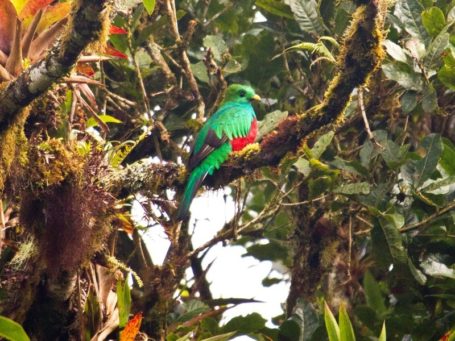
[251,94,261,101]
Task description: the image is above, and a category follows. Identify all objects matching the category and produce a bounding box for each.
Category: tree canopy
[0,0,455,340]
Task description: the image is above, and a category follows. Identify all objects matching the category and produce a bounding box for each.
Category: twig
[400,200,455,233]
[0,200,5,250]
[127,32,164,160]
[358,86,381,148]
[280,194,327,206]
[164,0,205,120]
[347,216,352,279]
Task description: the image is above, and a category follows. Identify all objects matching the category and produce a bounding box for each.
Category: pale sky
[133,188,290,339]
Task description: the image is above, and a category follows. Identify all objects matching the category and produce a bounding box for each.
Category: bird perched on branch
[176,84,261,220]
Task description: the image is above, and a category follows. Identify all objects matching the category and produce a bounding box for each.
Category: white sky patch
[136,187,290,333]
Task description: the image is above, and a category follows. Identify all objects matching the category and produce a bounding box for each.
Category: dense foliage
[0,0,454,340]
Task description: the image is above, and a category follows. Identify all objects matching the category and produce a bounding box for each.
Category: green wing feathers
[176,143,232,219]
[177,99,256,220]
[213,107,254,140]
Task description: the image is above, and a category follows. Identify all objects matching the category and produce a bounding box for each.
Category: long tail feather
[176,143,232,220]
[176,167,208,220]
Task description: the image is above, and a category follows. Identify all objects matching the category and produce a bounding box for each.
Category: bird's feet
[231,142,260,158]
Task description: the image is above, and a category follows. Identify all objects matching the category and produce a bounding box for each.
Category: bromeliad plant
[0,0,72,80]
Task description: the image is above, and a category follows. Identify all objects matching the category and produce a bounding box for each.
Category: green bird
[177,84,261,219]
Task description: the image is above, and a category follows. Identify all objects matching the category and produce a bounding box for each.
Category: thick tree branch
[111,0,385,199]
[0,0,109,133]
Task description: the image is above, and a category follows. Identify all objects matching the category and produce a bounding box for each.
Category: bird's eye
[239,90,246,97]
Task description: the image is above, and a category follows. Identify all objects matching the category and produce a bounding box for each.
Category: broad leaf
[421,7,446,37]
[117,280,132,328]
[334,182,370,195]
[440,138,455,175]
[255,0,293,19]
[221,313,267,334]
[383,40,408,63]
[0,316,30,341]
[424,31,449,69]
[284,0,327,36]
[394,0,430,43]
[414,134,443,187]
[203,35,228,61]
[438,51,455,90]
[143,0,156,15]
[421,256,455,279]
[363,271,387,316]
[374,214,407,265]
[382,63,423,91]
[311,131,334,159]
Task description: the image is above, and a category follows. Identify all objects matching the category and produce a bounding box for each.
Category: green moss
[27,139,84,190]
[0,105,30,192]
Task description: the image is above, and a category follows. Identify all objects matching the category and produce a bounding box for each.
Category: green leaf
[440,138,455,175]
[246,241,288,262]
[380,139,408,169]
[378,322,386,341]
[312,131,334,159]
[334,182,370,195]
[421,255,455,279]
[288,299,320,340]
[203,35,228,61]
[294,157,311,176]
[421,84,438,113]
[400,91,418,113]
[258,110,288,139]
[338,305,356,341]
[191,61,209,83]
[223,59,242,75]
[0,316,30,341]
[117,279,132,328]
[176,300,209,323]
[143,0,155,15]
[394,0,430,42]
[414,134,443,187]
[284,0,327,36]
[424,31,449,69]
[324,302,340,341]
[421,7,446,37]
[278,320,301,341]
[221,313,266,334]
[383,40,408,63]
[86,114,122,128]
[255,0,294,19]
[382,63,423,91]
[408,258,427,285]
[200,332,237,341]
[420,175,455,193]
[438,51,455,90]
[376,214,407,264]
[363,271,387,316]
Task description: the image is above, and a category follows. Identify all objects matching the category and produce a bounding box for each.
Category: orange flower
[120,312,143,341]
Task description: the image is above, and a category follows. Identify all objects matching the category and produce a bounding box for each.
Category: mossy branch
[0,0,109,134]
[110,0,386,197]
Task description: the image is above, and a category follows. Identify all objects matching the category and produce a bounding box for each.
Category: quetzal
[177,84,261,219]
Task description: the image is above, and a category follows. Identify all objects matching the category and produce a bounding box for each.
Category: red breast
[231,118,258,151]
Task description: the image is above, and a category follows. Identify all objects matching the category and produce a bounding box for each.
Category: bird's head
[223,84,261,104]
